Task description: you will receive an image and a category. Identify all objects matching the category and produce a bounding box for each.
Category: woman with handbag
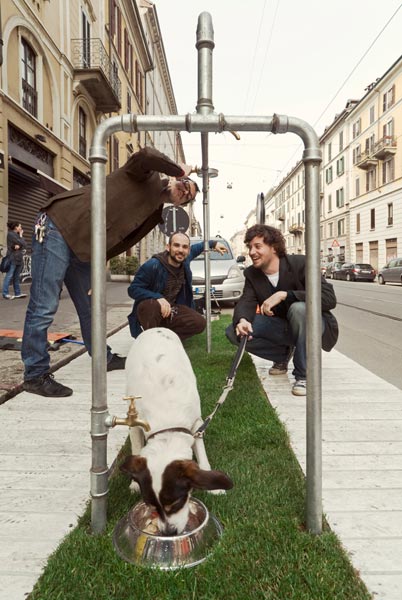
[2,221,27,300]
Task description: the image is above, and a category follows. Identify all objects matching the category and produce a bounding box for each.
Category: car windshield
[192,241,233,261]
[356,264,372,269]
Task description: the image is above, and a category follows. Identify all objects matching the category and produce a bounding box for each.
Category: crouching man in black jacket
[226,224,338,396]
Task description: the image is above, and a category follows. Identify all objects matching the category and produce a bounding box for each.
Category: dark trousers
[136,299,206,341]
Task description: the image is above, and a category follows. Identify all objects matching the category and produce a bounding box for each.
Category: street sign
[332,239,340,248]
[158,206,190,236]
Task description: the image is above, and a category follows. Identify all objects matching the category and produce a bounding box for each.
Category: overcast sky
[156,0,402,240]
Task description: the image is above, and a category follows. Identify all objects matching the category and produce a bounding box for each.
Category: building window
[366,168,376,192]
[336,188,344,208]
[337,219,345,236]
[336,156,344,176]
[116,6,122,56]
[353,145,361,164]
[21,38,37,117]
[369,105,375,124]
[383,157,395,184]
[356,213,360,233]
[328,222,333,237]
[355,177,360,197]
[383,84,395,112]
[127,91,131,113]
[326,166,333,184]
[383,118,394,139]
[365,134,375,154]
[356,242,363,261]
[135,60,143,109]
[112,136,119,171]
[328,194,332,212]
[328,142,332,161]
[339,131,344,151]
[387,203,393,226]
[78,107,87,158]
[82,11,91,67]
[352,118,361,139]
[370,208,375,230]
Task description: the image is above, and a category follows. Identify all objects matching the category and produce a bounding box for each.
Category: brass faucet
[105,395,150,431]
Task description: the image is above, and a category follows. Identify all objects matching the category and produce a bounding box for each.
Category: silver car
[190,237,245,303]
[378,257,402,285]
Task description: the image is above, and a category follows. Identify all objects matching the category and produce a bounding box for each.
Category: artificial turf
[28,316,371,600]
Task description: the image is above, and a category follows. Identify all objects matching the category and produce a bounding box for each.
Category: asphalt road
[331,278,402,390]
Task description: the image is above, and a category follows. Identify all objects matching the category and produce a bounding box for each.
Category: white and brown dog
[120,328,233,535]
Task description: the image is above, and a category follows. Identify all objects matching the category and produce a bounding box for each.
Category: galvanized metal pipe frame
[90,11,323,535]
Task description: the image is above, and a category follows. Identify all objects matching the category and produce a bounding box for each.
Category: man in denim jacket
[128,232,227,340]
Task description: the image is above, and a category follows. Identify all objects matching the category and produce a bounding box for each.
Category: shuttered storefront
[8,165,51,252]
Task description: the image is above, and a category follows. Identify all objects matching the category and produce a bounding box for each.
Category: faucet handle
[123,395,142,404]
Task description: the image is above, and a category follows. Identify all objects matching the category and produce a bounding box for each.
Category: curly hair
[244,224,287,258]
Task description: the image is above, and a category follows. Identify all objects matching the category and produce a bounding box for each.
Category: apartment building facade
[0,0,185,261]
[263,54,402,270]
[347,57,402,270]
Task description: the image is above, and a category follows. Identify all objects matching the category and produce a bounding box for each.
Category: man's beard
[169,252,185,265]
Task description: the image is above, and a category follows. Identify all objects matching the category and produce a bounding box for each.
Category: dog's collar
[146,427,194,442]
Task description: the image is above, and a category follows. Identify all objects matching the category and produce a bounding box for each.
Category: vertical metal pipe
[90,115,132,534]
[200,134,211,353]
[196,12,214,116]
[90,146,108,534]
[196,12,214,353]
[274,115,323,533]
[304,158,323,534]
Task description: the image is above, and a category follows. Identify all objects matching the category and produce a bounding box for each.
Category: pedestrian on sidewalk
[2,222,27,300]
[128,232,227,340]
[22,147,199,398]
[225,224,338,396]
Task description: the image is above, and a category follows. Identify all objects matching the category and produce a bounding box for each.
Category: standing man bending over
[128,232,227,340]
[22,148,199,398]
[225,224,338,396]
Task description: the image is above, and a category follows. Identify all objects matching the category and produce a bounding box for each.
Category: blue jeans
[22,215,112,380]
[2,262,22,297]
[226,302,323,380]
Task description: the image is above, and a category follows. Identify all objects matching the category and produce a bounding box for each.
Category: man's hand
[260,291,287,316]
[235,318,253,339]
[214,242,228,255]
[157,298,171,318]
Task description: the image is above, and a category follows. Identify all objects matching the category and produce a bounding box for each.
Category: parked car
[378,257,402,285]
[326,261,344,279]
[190,237,245,303]
[337,262,376,282]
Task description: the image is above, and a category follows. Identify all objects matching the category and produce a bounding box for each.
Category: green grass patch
[29,317,370,600]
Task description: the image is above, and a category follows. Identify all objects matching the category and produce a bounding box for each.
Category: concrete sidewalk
[253,350,402,600]
[0,327,132,600]
[1,325,402,599]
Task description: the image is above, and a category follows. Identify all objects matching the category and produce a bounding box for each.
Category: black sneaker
[23,373,73,397]
[107,354,126,372]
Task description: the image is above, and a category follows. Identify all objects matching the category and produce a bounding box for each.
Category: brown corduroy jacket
[43,147,184,262]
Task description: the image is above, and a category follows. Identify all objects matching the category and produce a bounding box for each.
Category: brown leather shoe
[268,362,289,375]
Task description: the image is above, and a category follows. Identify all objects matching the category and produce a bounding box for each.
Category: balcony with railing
[289,224,304,235]
[71,38,121,112]
[356,149,378,170]
[372,136,397,160]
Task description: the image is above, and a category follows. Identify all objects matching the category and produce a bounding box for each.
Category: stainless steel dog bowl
[113,497,223,569]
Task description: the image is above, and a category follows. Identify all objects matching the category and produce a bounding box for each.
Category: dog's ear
[120,455,148,479]
[120,455,159,506]
[181,460,234,491]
